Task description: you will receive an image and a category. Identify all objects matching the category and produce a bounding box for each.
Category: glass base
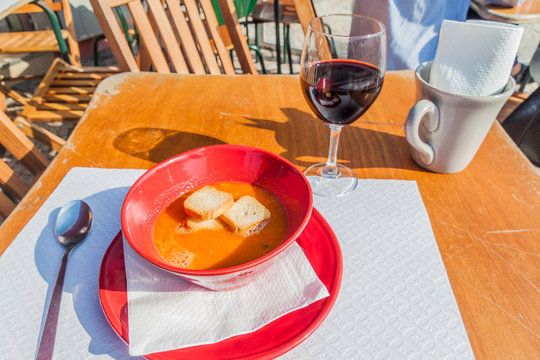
[304,163,358,197]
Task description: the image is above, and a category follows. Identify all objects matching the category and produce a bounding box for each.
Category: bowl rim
[121,144,313,277]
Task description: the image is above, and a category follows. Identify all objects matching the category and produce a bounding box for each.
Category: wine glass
[300,14,386,197]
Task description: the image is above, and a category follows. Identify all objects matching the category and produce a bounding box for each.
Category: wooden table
[1,71,540,358]
[470,0,540,23]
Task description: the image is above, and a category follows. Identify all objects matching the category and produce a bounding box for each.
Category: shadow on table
[110,109,419,172]
[241,107,419,171]
[113,128,226,163]
[33,187,141,359]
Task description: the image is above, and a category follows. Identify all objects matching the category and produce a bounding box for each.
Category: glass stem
[322,124,343,178]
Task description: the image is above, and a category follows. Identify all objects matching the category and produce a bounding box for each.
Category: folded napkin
[430,19,523,96]
[124,221,329,355]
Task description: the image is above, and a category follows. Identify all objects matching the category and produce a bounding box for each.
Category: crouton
[176,217,226,233]
[220,195,271,236]
[184,186,234,220]
[240,219,271,237]
[188,217,226,231]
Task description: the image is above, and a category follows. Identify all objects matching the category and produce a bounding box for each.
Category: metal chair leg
[285,24,293,74]
[249,45,267,74]
[93,34,106,66]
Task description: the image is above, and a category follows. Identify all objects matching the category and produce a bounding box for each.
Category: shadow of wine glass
[239,107,419,171]
[112,113,420,172]
[113,127,227,163]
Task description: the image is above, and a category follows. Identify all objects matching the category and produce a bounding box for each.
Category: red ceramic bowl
[121,145,313,290]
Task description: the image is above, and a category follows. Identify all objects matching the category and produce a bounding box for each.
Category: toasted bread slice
[220,195,271,236]
[184,186,234,220]
[187,217,226,231]
[175,217,226,233]
[240,219,270,237]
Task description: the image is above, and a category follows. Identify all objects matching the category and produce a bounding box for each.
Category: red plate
[98,208,342,360]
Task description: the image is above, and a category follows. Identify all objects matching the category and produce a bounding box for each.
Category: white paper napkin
[281,180,475,359]
[0,167,145,360]
[430,19,523,96]
[124,238,329,355]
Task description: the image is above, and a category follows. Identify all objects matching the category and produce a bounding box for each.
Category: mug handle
[405,99,440,165]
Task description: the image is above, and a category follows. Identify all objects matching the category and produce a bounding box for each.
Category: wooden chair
[1,58,120,151]
[0,0,81,66]
[89,0,257,74]
[0,0,121,151]
[0,109,49,220]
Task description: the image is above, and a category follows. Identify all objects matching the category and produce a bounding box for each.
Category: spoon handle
[36,249,71,360]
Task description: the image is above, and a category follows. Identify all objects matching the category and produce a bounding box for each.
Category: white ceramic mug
[405,61,516,173]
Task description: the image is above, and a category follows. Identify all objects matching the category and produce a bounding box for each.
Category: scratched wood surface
[1,72,539,358]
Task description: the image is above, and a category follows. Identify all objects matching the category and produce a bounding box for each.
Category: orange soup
[152,182,288,270]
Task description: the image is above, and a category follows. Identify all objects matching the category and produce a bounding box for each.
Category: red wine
[300,60,383,125]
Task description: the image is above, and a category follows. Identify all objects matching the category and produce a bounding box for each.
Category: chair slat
[108,0,132,6]
[25,110,85,121]
[91,0,140,71]
[13,117,66,152]
[52,79,102,87]
[293,0,317,34]
[165,0,206,73]
[42,94,93,103]
[147,0,190,73]
[0,32,59,53]
[0,29,70,53]
[46,86,94,95]
[183,0,222,74]
[62,0,82,65]
[0,191,17,220]
[0,33,26,49]
[12,1,63,14]
[58,72,117,79]
[0,112,49,175]
[0,110,50,221]
[216,0,257,74]
[36,103,88,111]
[199,0,235,74]
[0,160,29,200]
[128,0,172,73]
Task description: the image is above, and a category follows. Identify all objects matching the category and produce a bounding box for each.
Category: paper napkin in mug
[430,20,523,96]
[123,238,329,356]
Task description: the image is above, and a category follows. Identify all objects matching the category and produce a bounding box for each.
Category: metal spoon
[36,200,92,360]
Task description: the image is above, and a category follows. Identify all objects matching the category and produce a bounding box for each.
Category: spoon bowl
[36,200,92,360]
[55,200,93,247]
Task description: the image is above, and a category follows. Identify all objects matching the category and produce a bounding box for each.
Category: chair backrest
[0,110,49,219]
[8,0,81,66]
[89,0,257,74]
[292,0,316,34]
